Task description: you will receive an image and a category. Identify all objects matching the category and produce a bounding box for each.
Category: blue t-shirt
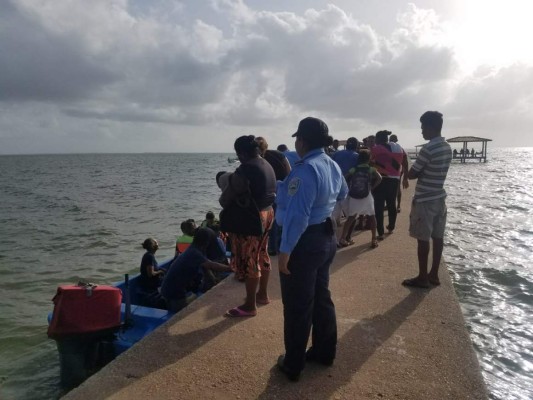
[332,150,359,175]
[139,252,159,291]
[160,246,208,300]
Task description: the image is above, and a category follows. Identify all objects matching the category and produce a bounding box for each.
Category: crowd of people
[137,111,452,382]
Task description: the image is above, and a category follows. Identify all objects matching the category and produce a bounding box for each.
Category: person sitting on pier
[161,228,232,313]
[471,148,475,157]
[139,238,166,308]
[453,149,458,158]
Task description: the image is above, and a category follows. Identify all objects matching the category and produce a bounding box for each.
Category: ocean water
[0,150,531,399]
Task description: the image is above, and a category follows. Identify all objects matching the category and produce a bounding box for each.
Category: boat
[47,258,177,390]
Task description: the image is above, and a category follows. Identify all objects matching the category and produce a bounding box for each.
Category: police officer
[275,117,348,381]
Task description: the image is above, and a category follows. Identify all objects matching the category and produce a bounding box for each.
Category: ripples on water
[0,150,532,399]
[445,148,533,400]
[0,153,230,399]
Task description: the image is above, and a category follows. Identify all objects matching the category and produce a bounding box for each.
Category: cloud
[1,0,532,153]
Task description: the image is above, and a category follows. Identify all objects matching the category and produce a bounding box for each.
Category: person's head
[366,135,375,148]
[255,137,268,156]
[389,134,398,143]
[234,135,260,162]
[375,130,391,145]
[206,211,215,221]
[277,144,288,152]
[358,149,370,164]
[346,137,359,151]
[291,117,333,157]
[181,219,196,236]
[192,227,214,252]
[332,139,339,150]
[420,111,443,140]
[142,238,159,253]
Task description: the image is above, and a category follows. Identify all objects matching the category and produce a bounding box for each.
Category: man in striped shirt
[403,111,452,288]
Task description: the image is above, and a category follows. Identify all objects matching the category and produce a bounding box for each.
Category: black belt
[306,217,334,235]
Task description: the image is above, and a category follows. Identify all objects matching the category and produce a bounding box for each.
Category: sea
[0,149,531,400]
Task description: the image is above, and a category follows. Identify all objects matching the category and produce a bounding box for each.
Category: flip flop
[370,240,379,249]
[402,278,430,289]
[225,307,257,317]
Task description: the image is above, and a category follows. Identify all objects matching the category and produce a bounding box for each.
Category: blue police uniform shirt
[276,148,348,253]
[283,151,300,169]
[331,150,359,175]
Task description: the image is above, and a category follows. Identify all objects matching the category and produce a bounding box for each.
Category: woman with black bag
[219,135,276,317]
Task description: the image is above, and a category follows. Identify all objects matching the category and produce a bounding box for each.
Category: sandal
[337,239,350,248]
[225,307,257,317]
[371,240,379,248]
[401,278,429,289]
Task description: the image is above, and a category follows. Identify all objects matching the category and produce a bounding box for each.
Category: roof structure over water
[447,136,493,143]
[447,136,492,163]
[408,136,492,163]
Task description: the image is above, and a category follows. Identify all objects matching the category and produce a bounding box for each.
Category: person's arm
[401,152,409,188]
[146,264,164,277]
[371,169,382,190]
[408,147,429,180]
[201,260,232,272]
[407,167,419,180]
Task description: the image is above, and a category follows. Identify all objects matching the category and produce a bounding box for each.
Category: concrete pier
[64,185,488,399]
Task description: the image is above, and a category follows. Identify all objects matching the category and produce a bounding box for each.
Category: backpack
[348,166,371,199]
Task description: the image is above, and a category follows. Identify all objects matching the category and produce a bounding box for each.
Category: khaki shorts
[409,197,447,241]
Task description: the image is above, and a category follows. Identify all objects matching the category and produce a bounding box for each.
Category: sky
[1,0,533,154]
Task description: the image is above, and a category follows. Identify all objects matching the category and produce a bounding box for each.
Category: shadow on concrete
[91,314,240,399]
[257,290,427,399]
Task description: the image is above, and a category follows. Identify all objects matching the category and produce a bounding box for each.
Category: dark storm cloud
[0,1,117,102]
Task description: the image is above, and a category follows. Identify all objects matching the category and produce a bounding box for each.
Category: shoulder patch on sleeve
[288,177,301,196]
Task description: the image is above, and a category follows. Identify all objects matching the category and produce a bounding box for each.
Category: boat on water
[47,258,183,390]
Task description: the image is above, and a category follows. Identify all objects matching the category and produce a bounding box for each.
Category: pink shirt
[371,143,405,178]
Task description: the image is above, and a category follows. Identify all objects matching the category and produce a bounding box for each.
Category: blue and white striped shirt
[412,137,452,202]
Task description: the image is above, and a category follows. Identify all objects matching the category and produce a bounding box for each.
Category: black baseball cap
[292,117,329,140]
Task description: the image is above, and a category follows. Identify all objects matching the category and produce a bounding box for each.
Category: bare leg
[428,238,443,285]
[256,269,270,303]
[416,239,430,283]
[339,216,355,245]
[370,215,378,247]
[237,277,259,312]
[344,216,358,241]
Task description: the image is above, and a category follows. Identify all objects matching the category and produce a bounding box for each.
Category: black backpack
[348,166,371,199]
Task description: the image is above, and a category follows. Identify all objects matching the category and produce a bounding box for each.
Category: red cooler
[48,284,122,339]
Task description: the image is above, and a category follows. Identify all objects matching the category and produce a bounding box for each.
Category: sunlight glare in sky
[452,0,533,70]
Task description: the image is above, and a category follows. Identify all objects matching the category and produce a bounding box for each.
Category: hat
[292,117,329,140]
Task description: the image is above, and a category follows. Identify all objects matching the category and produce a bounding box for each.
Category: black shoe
[305,348,334,366]
[277,355,300,382]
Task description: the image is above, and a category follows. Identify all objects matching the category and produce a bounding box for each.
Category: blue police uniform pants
[279,220,337,373]
[373,177,399,236]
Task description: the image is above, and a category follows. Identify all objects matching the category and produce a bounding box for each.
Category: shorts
[229,208,274,280]
[342,193,375,217]
[409,197,447,241]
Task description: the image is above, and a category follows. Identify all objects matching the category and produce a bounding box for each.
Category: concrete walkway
[64,186,488,399]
